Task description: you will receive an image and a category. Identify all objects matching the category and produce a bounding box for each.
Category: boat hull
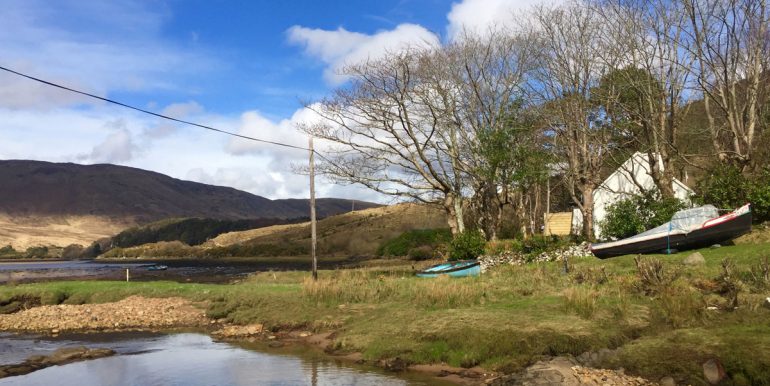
[592,210,752,259]
[416,260,480,278]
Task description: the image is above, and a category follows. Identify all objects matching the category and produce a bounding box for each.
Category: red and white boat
[591,204,752,259]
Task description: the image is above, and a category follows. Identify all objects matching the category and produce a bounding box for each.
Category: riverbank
[1,242,770,384]
[0,297,660,386]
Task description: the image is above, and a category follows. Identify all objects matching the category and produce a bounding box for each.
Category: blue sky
[0,0,546,202]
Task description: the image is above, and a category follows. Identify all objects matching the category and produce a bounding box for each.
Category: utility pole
[309,137,318,281]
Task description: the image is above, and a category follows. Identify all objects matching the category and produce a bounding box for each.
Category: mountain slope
[0,160,379,249]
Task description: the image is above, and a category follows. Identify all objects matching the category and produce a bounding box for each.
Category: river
[0,332,453,385]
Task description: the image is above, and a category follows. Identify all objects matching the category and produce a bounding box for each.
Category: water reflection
[0,333,446,386]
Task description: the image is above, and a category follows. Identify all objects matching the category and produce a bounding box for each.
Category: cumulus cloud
[287,24,440,85]
[446,0,561,39]
[82,120,138,164]
[226,107,319,156]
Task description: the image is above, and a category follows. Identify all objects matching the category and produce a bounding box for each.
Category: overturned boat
[591,204,752,259]
[416,260,480,278]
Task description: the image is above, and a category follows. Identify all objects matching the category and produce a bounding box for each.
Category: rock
[25,355,47,364]
[380,357,410,372]
[50,347,89,362]
[763,297,770,309]
[703,358,726,384]
[683,252,706,266]
[660,376,676,386]
[0,346,114,379]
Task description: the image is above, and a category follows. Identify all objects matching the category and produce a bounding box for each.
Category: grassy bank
[2,243,770,384]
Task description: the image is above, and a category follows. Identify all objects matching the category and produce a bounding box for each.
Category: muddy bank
[0,296,209,332]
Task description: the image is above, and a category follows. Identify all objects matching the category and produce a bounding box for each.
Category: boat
[416,260,480,278]
[591,204,752,259]
[146,264,168,271]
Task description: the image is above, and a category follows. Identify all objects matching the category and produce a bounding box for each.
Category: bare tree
[300,48,469,235]
[593,0,696,198]
[528,2,618,240]
[684,0,769,171]
[301,31,542,239]
[432,30,543,239]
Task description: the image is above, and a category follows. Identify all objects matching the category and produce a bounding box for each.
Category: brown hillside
[108,203,447,258]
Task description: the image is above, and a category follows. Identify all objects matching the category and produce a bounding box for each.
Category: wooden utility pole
[545,177,550,235]
[309,137,318,280]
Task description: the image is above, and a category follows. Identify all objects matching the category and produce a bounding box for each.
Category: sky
[0,0,550,203]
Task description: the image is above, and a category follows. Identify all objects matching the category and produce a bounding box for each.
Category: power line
[0,65,310,152]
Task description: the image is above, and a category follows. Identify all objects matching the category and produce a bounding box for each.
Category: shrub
[633,255,680,296]
[695,164,770,223]
[24,246,50,259]
[407,246,435,261]
[600,190,688,240]
[448,230,486,261]
[377,228,451,257]
[0,245,18,258]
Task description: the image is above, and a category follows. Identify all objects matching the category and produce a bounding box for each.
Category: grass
[3,242,770,384]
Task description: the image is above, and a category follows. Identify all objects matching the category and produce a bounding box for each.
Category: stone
[703,358,726,384]
[660,376,676,386]
[683,252,706,266]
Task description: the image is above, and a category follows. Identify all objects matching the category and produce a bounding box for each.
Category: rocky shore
[0,346,115,379]
[0,296,209,332]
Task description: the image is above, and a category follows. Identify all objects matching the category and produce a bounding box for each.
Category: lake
[0,332,452,385]
[0,258,338,284]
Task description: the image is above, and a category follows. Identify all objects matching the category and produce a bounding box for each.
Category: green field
[2,243,770,385]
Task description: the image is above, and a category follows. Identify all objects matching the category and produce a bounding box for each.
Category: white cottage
[572,152,694,239]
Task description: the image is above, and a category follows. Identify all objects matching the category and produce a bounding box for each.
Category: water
[0,259,345,284]
[0,333,450,386]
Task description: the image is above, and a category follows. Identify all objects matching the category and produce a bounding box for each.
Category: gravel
[0,296,208,332]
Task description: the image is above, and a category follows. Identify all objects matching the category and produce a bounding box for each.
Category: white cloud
[287,24,440,85]
[144,101,205,138]
[82,121,137,164]
[446,0,561,39]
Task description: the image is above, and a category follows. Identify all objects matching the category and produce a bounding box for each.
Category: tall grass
[302,268,490,308]
[563,287,598,318]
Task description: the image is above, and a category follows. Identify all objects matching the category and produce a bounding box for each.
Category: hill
[103,203,448,258]
[0,160,379,249]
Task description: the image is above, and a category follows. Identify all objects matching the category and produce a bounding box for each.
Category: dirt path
[0,296,209,332]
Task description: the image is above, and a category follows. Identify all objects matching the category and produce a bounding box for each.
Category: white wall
[589,152,693,240]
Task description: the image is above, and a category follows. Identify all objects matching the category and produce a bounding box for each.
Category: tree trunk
[581,186,595,240]
[444,193,465,237]
[648,151,676,198]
